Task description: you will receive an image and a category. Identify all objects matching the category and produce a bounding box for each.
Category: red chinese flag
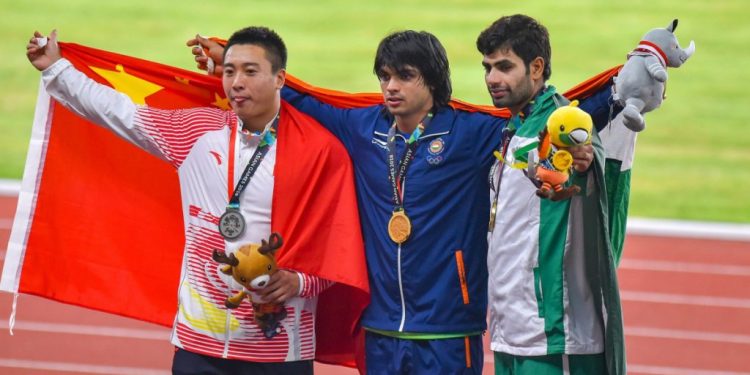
[0,42,228,325]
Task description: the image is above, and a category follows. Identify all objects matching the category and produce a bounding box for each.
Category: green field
[2,0,748,222]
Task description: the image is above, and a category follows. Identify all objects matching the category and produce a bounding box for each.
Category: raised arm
[29,31,230,167]
[28,30,165,158]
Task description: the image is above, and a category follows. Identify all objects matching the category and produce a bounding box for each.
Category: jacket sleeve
[281,86,356,150]
[296,271,334,298]
[42,58,165,158]
[578,84,622,132]
[42,58,227,167]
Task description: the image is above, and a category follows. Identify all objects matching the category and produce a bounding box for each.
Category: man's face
[378,65,434,120]
[482,48,538,114]
[222,44,284,125]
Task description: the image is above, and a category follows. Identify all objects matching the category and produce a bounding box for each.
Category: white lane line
[0,180,20,197]
[621,291,750,309]
[0,320,169,340]
[620,259,750,276]
[628,218,750,242]
[627,364,750,375]
[627,325,750,344]
[0,359,169,375]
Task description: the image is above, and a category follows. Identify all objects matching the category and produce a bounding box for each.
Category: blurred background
[1,0,748,223]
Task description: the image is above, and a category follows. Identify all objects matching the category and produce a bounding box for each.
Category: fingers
[27,31,46,58]
[257,271,299,304]
[259,284,292,304]
[186,34,209,47]
[26,29,61,71]
[263,287,293,305]
[194,52,209,63]
[569,144,593,172]
[30,31,45,47]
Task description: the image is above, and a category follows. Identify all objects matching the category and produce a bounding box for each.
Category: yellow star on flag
[211,93,231,110]
[89,64,163,105]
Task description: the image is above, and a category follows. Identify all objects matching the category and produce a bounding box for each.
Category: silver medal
[219,210,246,240]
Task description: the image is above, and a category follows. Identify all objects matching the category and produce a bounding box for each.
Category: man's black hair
[476,14,552,81]
[224,26,287,72]
[374,30,452,108]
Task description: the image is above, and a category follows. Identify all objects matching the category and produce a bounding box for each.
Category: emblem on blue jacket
[428,138,444,155]
[427,138,445,165]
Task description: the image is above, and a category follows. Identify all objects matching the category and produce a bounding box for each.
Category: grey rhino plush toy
[613,19,695,132]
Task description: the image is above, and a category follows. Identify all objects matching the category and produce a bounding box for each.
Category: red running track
[1,194,749,374]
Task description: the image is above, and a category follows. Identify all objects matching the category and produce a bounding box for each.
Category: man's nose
[486,68,502,85]
[232,74,245,90]
[386,78,400,92]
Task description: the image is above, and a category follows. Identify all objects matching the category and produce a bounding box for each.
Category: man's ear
[529,57,545,80]
[275,69,286,89]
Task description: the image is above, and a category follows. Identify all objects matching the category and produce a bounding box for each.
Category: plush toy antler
[258,232,283,255]
[212,250,239,267]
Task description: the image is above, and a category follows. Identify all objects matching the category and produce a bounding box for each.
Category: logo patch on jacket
[209,151,223,165]
[427,138,445,165]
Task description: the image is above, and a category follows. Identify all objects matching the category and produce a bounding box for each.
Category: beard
[489,75,535,111]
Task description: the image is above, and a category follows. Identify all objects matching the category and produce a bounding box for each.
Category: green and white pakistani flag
[599,112,638,265]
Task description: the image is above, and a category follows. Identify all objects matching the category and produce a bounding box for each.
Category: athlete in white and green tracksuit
[487,86,625,375]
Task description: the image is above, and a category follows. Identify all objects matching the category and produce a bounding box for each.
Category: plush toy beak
[568,129,590,145]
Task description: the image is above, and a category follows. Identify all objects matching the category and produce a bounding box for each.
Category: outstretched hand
[186,34,225,77]
[27,30,61,71]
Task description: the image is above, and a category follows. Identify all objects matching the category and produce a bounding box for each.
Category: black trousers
[172,348,314,375]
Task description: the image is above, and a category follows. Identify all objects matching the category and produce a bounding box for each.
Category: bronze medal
[388,210,412,244]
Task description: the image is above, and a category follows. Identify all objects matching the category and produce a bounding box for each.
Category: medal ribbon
[226,115,280,210]
[386,114,433,210]
[490,125,517,201]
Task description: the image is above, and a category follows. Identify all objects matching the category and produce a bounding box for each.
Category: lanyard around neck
[386,113,433,209]
[226,115,279,208]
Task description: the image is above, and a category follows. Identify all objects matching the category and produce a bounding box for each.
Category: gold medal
[388,210,412,244]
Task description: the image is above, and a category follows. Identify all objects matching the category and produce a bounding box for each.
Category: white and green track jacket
[488,87,625,375]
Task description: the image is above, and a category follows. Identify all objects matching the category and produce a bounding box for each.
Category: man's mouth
[386,97,403,107]
[232,96,249,106]
[489,87,508,100]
